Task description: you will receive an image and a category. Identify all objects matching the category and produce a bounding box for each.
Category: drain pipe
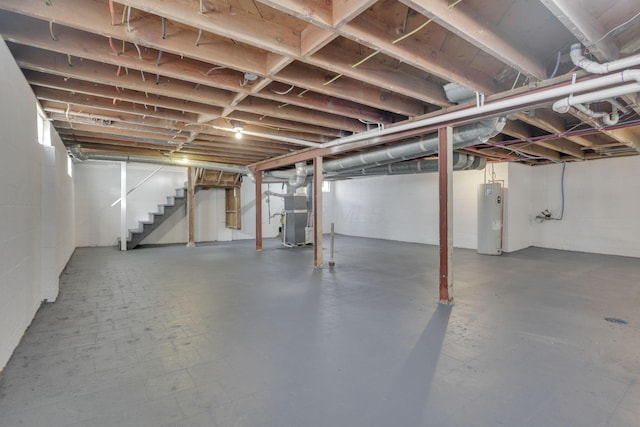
[552,82,640,115]
[69,145,249,174]
[570,43,640,74]
[572,103,619,126]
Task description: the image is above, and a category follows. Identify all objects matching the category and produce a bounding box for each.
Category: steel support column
[255,170,263,251]
[186,166,195,248]
[120,162,127,251]
[438,127,453,304]
[313,157,323,268]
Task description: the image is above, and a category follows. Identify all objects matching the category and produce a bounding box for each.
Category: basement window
[322,181,331,192]
[36,105,51,146]
[67,156,73,178]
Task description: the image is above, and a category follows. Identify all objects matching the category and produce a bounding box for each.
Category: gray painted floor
[0,236,638,427]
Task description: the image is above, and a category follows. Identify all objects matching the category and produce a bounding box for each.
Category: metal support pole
[438,127,453,304]
[329,223,335,267]
[255,170,263,251]
[120,162,127,251]
[187,166,195,247]
[313,157,323,268]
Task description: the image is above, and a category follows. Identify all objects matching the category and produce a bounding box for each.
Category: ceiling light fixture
[233,122,244,139]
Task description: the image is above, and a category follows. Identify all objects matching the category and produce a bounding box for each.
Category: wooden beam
[0,2,421,116]
[400,0,547,80]
[438,126,453,304]
[341,13,498,94]
[276,63,423,117]
[313,157,323,268]
[539,0,619,61]
[115,0,301,56]
[308,45,447,106]
[0,14,389,124]
[34,87,198,123]
[332,0,378,28]
[516,111,597,148]
[509,143,562,161]
[15,46,365,133]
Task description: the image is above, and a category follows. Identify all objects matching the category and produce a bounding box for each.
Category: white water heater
[477,183,503,255]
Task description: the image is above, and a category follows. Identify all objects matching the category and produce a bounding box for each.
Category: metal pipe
[70,145,249,174]
[329,223,335,267]
[320,70,640,149]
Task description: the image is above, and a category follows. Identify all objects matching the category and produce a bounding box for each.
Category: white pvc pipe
[552,82,640,113]
[321,70,640,149]
[570,43,640,74]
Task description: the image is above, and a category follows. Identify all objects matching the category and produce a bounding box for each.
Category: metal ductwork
[262,154,487,183]
[329,153,486,178]
[288,162,308,187]
[263,118,505,184]
[317,117,505,174]
[69,145,249,174]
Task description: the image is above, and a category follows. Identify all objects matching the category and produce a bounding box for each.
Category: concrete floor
[0,236,638,427]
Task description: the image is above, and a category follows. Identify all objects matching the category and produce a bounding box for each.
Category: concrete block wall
[0,38,75,371]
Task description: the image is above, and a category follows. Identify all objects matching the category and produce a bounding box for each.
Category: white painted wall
[331,163,510,250]
[531,156,640,257]
[231,180,284,241]
[503,162,532,252]
[0,38,75,371]
[74,163,284,246]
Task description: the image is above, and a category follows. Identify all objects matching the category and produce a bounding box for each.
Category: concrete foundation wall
[0,38,75,371]
[531,156,640,257]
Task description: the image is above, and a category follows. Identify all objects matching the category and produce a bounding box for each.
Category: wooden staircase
[122,169,242,249]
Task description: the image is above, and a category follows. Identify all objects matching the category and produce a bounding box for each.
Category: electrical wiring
[133,43,142,60]
[271,85,295,95]
[49,21,57,41]
[553,162,566,220]
[549,50,562,78]
[323,74,343,86]
[535,162,566,223]
[108,0,116,26]
[588,11,640,49]
[126,5,132,33]
[108,37,119,55]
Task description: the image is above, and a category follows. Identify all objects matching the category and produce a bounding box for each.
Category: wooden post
[313,157,323,268]
[438,127,453,304]
[187,166,195,247]
[255,170,263,251]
